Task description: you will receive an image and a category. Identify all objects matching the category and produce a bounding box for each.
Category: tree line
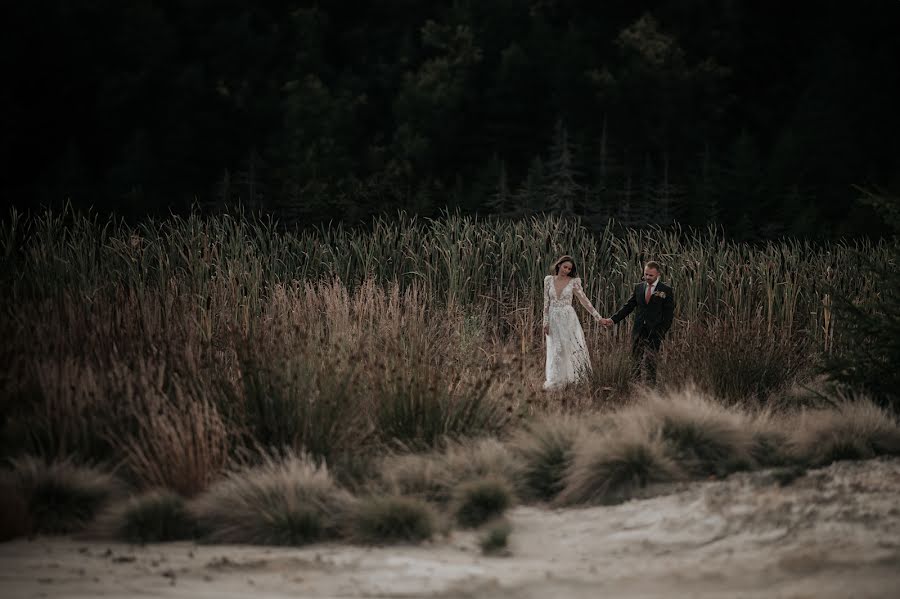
[4,0,899,239]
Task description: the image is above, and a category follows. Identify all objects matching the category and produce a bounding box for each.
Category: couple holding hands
[542,255,675,391]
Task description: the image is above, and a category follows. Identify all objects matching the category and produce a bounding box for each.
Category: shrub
[509,415,585,501]
[101,490,199,543]
[792,398,900,466]
[453,477,515,528]
[9,456,122,534]
[349,495,436,544]
[479,519,512,556]
[190,453,354,546]
[556,421,683,506]
[637,389,755,476]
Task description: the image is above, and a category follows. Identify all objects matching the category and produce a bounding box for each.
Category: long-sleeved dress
[542,275,600,390]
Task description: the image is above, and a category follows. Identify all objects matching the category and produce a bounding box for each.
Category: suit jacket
[611,281,675,339]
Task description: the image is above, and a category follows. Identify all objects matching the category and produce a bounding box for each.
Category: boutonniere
[652,291,666,299]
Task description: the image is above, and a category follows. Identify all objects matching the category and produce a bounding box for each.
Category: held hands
[599,317,614,328]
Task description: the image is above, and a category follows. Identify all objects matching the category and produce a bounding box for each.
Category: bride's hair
[552,255,578,276]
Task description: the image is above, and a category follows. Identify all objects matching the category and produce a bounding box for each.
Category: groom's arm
[610,289,637,324]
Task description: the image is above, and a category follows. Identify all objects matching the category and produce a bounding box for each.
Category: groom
[601,261,674,384]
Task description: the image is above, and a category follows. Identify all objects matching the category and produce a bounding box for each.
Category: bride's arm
[573,278,601,320]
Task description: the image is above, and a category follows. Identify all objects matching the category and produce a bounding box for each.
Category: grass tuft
[479,519,512,556]
[509,415,585,501]
[637,389,755,476]
[792,398,900,467]
[190,452,354,546]
[556,420,683,506]
[349,495,436,544]
[9,456,122,534]
[376,452,450,504]
[453,477,514,528]
[101,490,198,543]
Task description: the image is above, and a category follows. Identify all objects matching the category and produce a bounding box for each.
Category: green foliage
[9,456,122,535]
[350,496,436,545]
[452,477,514,529]
[824,239,900,412]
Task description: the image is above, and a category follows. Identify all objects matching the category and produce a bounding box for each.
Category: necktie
[645,282,652,303]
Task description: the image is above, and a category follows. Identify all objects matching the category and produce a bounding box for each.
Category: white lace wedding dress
[543,275,600,390]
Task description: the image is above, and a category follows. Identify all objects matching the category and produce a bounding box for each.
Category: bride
[542,255,603,390]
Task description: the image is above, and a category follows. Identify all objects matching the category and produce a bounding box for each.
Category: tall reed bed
[0,207,892,492]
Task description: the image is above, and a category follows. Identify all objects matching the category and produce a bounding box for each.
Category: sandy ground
[2,457,899,599]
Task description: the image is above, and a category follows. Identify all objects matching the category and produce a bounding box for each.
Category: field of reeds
[2,207,899,547]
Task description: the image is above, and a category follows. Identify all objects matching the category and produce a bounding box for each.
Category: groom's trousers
[631,328,663,384]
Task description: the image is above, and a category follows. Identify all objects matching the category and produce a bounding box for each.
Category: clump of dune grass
[191,453,354,546]
[99,490,199,543]
[9,456,123,534]
[792,398,900,467]
[376,452,451,504]
[453,477,515,528]
[509,415,585,501]
[637,389,755,477]
[375,438,521,506]
[479,519,512,556]
[748,410,797,468]
[349,495,436,544]
[556,420,683,506]
[441,438,523,495]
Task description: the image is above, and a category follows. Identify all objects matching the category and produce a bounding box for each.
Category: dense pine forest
[4,1,900,239]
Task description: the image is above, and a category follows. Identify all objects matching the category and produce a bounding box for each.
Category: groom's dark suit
[611,280,675,383]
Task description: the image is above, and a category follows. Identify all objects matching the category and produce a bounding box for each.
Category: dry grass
[96,490,198,543]
[791,398,900,466]
[0,470,32,541]
[190,453,355,546]
[8,456,123,534]
[452,477,515,528]
[508,415,587,501]
[556,420,684,506]
[633,388,755,477]
[348,495,437,544]
[376,452,452,504]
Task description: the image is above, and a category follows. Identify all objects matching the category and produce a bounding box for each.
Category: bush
[9,456,123,534]
[349,495,436,544]
[190,453,354,546]
[453,477,515,528]
[792,398,900,467]
[509,415,585,501]
[556,421,683,506]
[101,490,199,543]
[637,390,755,476]
[479,519,512,556]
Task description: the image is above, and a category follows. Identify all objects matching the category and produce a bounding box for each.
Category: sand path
[2,457,899,598]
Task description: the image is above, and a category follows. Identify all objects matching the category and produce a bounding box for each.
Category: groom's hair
[644,260,661,272]
[553,255,578,276]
